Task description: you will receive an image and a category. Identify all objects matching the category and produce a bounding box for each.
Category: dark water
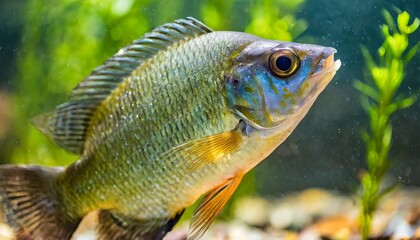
[256,0,420,195]
[0,0,419,195]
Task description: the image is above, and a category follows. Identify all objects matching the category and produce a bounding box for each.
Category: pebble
[233,196,270,226]
[0,187,419,240]
[299,215,356,239]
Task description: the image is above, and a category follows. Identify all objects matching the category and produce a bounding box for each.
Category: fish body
[0,18,340,239]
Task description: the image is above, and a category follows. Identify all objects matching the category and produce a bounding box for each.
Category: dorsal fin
[34,17,212,154]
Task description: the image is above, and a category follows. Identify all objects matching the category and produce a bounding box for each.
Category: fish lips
[308,53,341,95]
[291,53,341,122]
[312,47,340,75]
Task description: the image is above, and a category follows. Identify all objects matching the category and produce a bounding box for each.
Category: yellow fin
[163,122,247,171]
[188,173,244,240]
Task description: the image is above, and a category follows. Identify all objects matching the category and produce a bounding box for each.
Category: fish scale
[56,33,241,219]
[0,18,340,240]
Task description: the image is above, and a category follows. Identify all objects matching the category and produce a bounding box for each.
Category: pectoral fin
[163,121,247,171]
[188,173,244,240]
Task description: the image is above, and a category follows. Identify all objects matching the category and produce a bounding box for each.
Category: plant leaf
[360,45,377,71]
[354,80,379,101]
[377,182,400,201]
[407,17,420,33]
[359,95,374,113]
[382,9,397,33]
[397,11,410,34]
[393,95,417,112]
[404,41,420,64]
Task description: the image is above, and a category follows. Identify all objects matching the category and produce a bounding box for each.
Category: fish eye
[268,49,300,78]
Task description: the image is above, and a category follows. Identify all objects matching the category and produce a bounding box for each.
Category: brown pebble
[301,215,356,239]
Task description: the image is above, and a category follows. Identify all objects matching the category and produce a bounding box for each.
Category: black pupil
[276,56,292,72]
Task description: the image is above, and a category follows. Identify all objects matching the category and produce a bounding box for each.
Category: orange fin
[163,121,247,171]
[188,173,244,240]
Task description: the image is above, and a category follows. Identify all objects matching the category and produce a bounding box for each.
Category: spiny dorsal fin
[34,17,212,154]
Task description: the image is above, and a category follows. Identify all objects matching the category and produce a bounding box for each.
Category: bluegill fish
[0,17,341,240]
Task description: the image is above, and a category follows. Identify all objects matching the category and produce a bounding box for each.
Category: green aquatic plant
[11,0,308,168]
[245,0,307,41]
[9,0,311,226]
[11,0,150,166]
[354,9,419,239]
[200,0,236,30]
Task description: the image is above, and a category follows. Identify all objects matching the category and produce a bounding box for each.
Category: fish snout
[312,47,338,75]
[323,47,337,68]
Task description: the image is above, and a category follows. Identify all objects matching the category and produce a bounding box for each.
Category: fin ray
[0,165,82,240]
[188,173,244,240]
[34,17,212,154]
[163,121,247,171]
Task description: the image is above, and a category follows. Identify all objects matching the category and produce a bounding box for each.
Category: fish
[0,17,341,240]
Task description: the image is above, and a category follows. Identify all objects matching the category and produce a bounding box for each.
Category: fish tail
[0,165,82,240]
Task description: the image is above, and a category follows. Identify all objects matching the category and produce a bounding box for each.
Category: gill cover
[225,41,337,129]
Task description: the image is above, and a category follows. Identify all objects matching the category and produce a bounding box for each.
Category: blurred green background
[0,0,419,197]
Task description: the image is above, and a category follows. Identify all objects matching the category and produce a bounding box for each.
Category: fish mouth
[297,52,341,116]
[308,48,341,92]
[312,47,340,76]
[324,53,336,69]
[253,54,341,131]
[251,53,342,134]
[233,49,341,132]
[311,58,341,86]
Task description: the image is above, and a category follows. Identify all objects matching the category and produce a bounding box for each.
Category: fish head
[225,40,341,131]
